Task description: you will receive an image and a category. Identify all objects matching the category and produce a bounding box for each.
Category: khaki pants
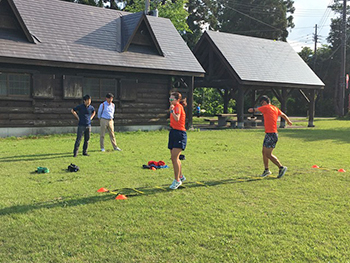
[100,118,117,150]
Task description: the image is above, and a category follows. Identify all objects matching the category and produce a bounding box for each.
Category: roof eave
[0,56,204,77]
[240,79,324,89]
[7,0,35,43]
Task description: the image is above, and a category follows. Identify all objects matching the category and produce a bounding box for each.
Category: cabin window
[83,78,100,98]
[33,74,54,98]
[63,75,83,98]
[83,78,117,99]
[0,73,30,97]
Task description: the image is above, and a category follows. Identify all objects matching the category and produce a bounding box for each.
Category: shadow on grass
[117,176,276,197]
[0,195,113,216]
[280,128,350,144]
[0,150,102,162]
[0,175,277,216]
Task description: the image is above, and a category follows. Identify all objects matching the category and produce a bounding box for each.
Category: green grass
[1,119,350,262]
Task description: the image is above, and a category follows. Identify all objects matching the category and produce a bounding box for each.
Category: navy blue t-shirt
[73,104,95,126]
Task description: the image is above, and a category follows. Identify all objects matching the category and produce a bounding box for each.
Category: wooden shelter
[194,31,325,128]
[0,0,204,137]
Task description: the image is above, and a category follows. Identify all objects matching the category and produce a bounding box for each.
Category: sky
[287,0,337,52]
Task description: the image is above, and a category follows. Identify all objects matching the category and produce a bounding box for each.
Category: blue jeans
[74,126,91,155]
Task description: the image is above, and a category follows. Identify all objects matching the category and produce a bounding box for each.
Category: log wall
[0,63,175,129]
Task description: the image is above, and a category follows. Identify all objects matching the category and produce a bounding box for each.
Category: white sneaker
[101,148,105,152]
[180,175,186,182]
[169,179,182,189]
[114,147,122,151]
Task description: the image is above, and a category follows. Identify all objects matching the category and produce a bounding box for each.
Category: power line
[218,1,282,32]
[317,0,335,35]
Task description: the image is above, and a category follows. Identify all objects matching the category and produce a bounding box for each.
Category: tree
[182,0,220,49]
[217,0,295,41]
[327,0,350,116]
[296,45,339,117]
[124,0,191,34]
[193,88,236,115]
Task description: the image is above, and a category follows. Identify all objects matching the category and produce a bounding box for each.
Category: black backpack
[68,163,79,172]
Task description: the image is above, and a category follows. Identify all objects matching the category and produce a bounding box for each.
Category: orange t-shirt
[258,104,282,133]
[170,103,186,131]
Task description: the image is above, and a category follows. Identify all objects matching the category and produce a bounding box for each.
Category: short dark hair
[83,94,91,101]
[259,95,270,104]
[106,93,114,98]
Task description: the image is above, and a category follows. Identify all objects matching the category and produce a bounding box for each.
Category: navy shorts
[263,133,278,148]
[168,129,187,150]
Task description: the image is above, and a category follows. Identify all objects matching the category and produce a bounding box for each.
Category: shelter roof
[0,0,204,76]
[195,31,324,88]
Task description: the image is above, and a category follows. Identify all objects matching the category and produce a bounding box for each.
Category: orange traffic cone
[312,165,319,168]
[115,194,127,200]
[338,168,346,172]
[97,187,109,193]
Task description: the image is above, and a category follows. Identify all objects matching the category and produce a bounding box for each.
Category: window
[63,75,83,98]
[83,78,117,99]
[84,78,100,98]
[0,73,30,96]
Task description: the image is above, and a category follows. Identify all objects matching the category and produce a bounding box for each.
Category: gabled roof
[0,0,204,76]
[195,31,324,88]
[0,0,34,43]
[121,12,163,55]
[122,12,144,50]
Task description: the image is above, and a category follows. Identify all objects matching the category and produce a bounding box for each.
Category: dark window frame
[83,77,119,100]
[0,72,31,98]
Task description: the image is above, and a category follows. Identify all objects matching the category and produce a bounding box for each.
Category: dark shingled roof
[202,31,324,88]
[0,0,204,76]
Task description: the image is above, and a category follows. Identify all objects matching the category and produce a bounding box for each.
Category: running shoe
[180,175,186,182]
[278,166,287,178]
[114,147,122,151]
[169,179,182,189]
[261,170,272,177]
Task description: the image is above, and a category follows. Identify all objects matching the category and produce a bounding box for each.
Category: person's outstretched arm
[281,112,292,126]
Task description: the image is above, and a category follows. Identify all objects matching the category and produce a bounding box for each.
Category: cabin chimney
[145,0,150,14]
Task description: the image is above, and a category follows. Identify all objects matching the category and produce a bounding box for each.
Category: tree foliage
[217,0,295,41]
[184,0,295,49]
[193,88,235,116]
[124,0,191,33]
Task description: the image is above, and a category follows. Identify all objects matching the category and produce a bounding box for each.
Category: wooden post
[308,89,315,127]
[237,86,244,128]
[279,88,287,128]
[186,76,194,130]
[223,88,229,113]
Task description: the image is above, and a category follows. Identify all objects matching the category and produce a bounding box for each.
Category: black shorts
[168,129,187,150]
[263,133,278,148]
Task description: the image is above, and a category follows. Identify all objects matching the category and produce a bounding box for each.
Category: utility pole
[313,24,318,70]
[339,0,347,116]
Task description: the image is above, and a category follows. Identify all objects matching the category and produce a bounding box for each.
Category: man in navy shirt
[71,95,96,157]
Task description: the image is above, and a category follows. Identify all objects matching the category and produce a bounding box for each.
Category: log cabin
[0,0,204,137]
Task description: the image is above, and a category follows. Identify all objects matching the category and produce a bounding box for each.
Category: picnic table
[204,113,264,127]
[215,113,237,126]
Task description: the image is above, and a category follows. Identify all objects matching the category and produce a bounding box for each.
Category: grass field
[1,119,350,262]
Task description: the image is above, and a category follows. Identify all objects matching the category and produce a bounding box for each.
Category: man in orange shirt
[248,95,292,178]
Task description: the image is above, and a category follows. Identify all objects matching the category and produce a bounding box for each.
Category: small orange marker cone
[312,165,319,168]
[115,194,127,200]
[151,167,156,170]
[338,168,346,172]
[97,187,109,193]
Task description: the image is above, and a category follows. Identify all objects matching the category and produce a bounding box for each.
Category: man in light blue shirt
[97,93,122,152]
